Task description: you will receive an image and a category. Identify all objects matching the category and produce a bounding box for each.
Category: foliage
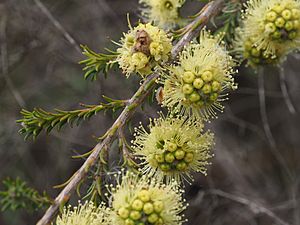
[17,97,127,140]
[214,0,242,44]
[79,45,119,81]
[0,178,52,211]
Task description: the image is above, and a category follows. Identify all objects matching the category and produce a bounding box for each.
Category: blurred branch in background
[206,189,289,225]
[0,5,26,108]
[33,0,82,54]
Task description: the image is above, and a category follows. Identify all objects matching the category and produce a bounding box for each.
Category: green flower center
[118,189,164,225]
[153,140,194,172]
[243,39,278,65]
[181,70,221,107]
[264,4,299,41]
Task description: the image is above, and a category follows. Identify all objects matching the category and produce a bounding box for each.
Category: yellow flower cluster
[110,173,186,225]
[162,31,237,120]
[55,201,110,225]
[116,23,172,77]
[139,0,185,29]
[132,115,214,183]
[235,0,300,66]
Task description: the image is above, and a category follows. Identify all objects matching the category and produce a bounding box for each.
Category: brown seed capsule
[133,30,152,56]
[156,87,164,104]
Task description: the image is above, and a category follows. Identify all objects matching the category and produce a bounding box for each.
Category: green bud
[160,163,171,171]
[118,207,130,219]
[143,202,154,214]
[275,17,285,28]
[251,48,260,57]
[292,9,300,19]
[125,219,135,225]
[201,70,213,82]
[130,210,142,220]
[210,93,219,101]
[182,84,194,94]
[197,100,204,107]
[202,84,211,94]
[282,9,292,20]
[182,71,195,83]
[211,81,221,92]
[294,20,300,29]
[174,149,185,160]
[272,4,284,14]
[138,190,151,202]
[132,199,144,211]
[266,11,277,22]
[272,30,282,39]
[148,213,159,223]
[265,22,276,33]
[155,154,165,163]
[156,218,164,225]
[189,92,201,102]
[193,78,204,89]
[153,201,164,213]
[165,152,175,163]
[288,31,297,39]
[244,51,250,59]
[167,142,177,152]
[285,21,294,31]
[184,152,194,163]
[176,161,187,171]
[244,40,252,51]
[252,58,261,64]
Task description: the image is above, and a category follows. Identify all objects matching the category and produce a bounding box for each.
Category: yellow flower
[55,201,110,225]
[110,172,187,225]
[162,30,237,120]
[139,0,185,29]
[235,0,300,67]
[132,115,214,183]
[116,22,172,77]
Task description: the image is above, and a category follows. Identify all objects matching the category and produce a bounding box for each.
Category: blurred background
[0,0,299,224]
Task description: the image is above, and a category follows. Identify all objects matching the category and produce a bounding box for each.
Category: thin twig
[0,7,26,108]
[36,1,225,224]
[171,0,224,57]
[207,189,290,225]
[258,68,292,179]
[33,0,82,54]
[279,66,296,114]
[223,106,266,140]
[258,68,276,149]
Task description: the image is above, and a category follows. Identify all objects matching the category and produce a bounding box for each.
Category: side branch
[171,0,224,57]
[37,1,225,224]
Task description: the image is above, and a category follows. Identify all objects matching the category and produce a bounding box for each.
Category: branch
[171,0,224,57]
[0,6,26,108]
[79,45,119,81]
[207,189,290,225]
[33,0,81,54]
[279,66,296,114]
[18,98,127,140]
[258,68,292,180]
[36,1,225,224]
